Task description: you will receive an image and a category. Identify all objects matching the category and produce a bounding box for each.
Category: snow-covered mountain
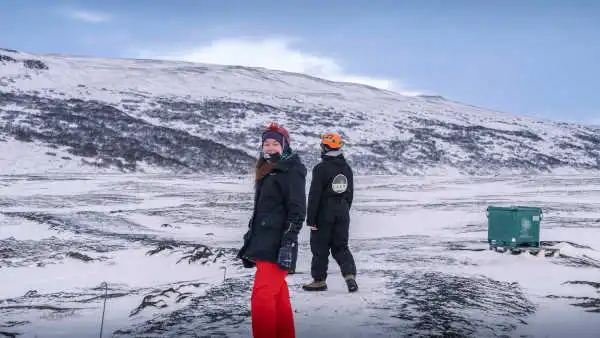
[1,47,599,175]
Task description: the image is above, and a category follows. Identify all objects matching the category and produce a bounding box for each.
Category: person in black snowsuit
[237,122,306,337]
[303,132,358,293]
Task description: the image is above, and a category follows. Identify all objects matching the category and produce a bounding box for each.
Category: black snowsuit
[237,153,307,270]
[306,152,356,281]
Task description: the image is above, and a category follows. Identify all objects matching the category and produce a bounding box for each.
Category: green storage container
[487,206,542,247]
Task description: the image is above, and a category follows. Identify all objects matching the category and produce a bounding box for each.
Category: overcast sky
[1,0,598,125]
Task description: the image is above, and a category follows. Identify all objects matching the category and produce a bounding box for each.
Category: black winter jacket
[306,153,354,226]
[238,152,307,264]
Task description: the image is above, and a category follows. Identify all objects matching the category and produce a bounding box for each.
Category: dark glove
[277,241,296,271]
[243,229,251,242]
[277,226,298,271]
[242,257,255,268]
[237,229,255,268]
[281,230,298,246]
[236,248,255,268]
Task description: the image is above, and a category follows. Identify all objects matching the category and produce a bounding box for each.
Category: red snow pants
[251,260,295,338]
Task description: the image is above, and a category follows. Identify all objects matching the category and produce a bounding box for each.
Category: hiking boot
[345,275,358,293]
[302,280,327,291]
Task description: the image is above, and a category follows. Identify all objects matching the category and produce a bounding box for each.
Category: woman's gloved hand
[277,226,298,271]
[237,229,255,268]
[242,257,256,268]
[277,241,296,271]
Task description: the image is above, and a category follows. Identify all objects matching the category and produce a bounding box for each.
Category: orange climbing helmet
[321,132,344,150]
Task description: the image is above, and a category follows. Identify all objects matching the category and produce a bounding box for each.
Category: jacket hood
[275,152,307,176]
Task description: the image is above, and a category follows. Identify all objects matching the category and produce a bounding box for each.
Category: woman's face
[263,138,283,155]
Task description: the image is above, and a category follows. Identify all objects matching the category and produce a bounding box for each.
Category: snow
[1,173,599,337]
[1,49,599,337]
[2,50,599,176]
[0,138,98,175]
[0,49,591,132]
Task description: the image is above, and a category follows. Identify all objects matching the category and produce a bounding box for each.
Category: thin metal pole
[99,282,108,338]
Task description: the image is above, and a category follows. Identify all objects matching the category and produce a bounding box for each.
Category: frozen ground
[0,173,599,338]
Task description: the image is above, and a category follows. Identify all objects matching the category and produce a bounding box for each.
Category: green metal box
[487,206,542,247]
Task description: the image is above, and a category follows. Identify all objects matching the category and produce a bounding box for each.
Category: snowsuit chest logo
[331,174,348,193]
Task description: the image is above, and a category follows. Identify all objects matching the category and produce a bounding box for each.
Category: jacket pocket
[257,213,285,231]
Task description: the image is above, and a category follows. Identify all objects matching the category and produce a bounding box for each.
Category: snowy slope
[1,47,599,175]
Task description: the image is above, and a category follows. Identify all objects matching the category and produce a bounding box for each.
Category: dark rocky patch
[564,281,600,289]
[129,281,208,317]
[0,92,255,173]
[0,192,140,209]
[4,286,132,307]
[66,251,94,262]
[390,116,569,175]
[146,242,235,265]
[0,321,27,338]
[375,250,479,267]
[0,285,135,333]
[1,211,229,252]
[0,54,17,64]
[445,242,488,252]
[548,280,600,314]
[0,236,119,268]
[176,245,227,264]
[114,278,252,337]
[0,305,81,312]
[543,241,595,250]
[377,271,537,337]
[1,78,600,174]
[22,60,48,70]
[554,254,600,269]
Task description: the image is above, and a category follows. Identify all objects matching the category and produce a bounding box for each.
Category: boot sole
[302,286,328,291]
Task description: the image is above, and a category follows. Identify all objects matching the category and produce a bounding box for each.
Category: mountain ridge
[1,47,599,175]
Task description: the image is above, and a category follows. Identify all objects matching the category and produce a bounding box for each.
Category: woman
[237,122,307,338]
